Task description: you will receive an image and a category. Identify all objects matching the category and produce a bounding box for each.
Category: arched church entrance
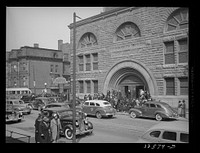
[103,60,157,99]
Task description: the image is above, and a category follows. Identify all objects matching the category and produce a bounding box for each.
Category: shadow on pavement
[6,136,26,143]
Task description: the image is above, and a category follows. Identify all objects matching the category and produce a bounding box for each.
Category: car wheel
[64,127,73,140]
[96,111,102,119]
[130,111,137,118]
[155,113,162,121]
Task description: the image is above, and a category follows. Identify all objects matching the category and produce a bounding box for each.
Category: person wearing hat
[50,113,62,143]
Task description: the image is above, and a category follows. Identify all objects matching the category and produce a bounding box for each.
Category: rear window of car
[162,131,177,141]
[180,133,189,142]
[103,102,110,105]
[150,131,161,138]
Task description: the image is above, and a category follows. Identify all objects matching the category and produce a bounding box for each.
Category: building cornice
[68,7,138,29]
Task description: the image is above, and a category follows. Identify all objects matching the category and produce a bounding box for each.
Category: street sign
[53,77,68,84]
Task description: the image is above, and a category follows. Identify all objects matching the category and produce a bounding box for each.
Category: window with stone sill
[165,78,175,95]
[115,22,141,41]
[179,77,188,95]
[166,8,188,32]
[79,81,84,93]
[78,32,98,49]
[178,38,188,63]
[164,41,175,64]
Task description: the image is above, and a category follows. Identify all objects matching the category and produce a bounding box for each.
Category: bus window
[17,91,20,94]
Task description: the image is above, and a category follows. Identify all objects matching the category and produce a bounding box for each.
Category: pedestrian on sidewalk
[181,100,186,118]
[39,113,51,143]
[50,113,62,143]
[178,100,183,117]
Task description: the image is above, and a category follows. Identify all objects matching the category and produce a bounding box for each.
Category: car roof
[44,107,71,112]
[147,121,189,133]
[85,100,109,104]
[35,97,48,100]
[46,102,66,105]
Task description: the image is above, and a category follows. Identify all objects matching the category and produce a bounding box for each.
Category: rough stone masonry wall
[72,7,188,108]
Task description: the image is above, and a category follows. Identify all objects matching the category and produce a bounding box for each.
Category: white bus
[6,87,32,99]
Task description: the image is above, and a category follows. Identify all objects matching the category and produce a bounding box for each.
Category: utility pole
[72,12,81,143]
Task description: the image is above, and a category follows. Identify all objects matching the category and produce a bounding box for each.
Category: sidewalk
[6,126,71,143]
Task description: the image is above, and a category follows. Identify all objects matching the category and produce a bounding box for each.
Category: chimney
[58,39,63,50]
[34,43,39,48]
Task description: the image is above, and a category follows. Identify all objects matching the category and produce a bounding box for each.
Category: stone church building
[68,7,188,108]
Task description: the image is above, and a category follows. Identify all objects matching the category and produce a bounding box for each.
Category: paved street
[6,110,163,143]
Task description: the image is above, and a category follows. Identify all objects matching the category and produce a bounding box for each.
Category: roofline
[68,7,139,29]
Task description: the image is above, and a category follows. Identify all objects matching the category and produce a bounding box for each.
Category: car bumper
[76,129,93,135]
[104,112,115,116]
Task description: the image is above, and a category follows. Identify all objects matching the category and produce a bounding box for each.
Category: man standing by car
[50,113,62,143]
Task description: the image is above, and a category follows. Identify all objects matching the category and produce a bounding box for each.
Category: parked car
[128,101,178,121]
[30,97,49,111]
[64,99,83,110]
[40,107,93,140]
[136,120,189,143]
[44,102,70,109]
[6,99,32,114]
[82,100,116,119]
[6,104,23,122]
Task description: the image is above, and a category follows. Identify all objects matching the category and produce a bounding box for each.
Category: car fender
[94,108,105,114]
[154,111,168,118]
[129,108,142,116]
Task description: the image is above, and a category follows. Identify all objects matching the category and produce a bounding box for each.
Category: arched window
[78,32,98,49]
[166,8,188,32]
[115,22,141,41]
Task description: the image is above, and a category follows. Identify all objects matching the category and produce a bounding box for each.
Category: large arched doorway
[103,60,157,99]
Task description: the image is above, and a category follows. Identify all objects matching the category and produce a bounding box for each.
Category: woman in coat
[50,113,62,143]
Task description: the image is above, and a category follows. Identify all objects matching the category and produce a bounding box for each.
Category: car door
[148,103,157,117]
[89,102,96,115]
[82,102,90,115]
[140,103,149,117]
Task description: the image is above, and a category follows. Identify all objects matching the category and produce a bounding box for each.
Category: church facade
[68,7,188,108]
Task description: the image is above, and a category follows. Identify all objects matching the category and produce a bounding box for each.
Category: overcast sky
[6,7,103,51]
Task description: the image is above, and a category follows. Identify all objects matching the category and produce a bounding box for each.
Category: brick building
[68,7,188,108]
[6,42,71,95]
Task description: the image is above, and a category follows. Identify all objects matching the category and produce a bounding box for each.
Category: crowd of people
[82,89,152,112]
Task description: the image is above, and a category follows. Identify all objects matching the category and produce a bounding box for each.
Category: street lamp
[72,12,82,143]
[44,82,47,93]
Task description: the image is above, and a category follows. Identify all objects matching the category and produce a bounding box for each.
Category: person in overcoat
[50,113,62,143]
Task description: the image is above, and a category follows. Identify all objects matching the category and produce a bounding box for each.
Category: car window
[162,131,177,141]
[180,133,189,143]
[90,102,95,106]
[156,104,162,108]
[84,102,89,106]
[95,103,100,106]
[19,100,24,104]
[103,102,110,105]
[13,101,19,105]
[150,131,161,138]
[150,104,156,108]
[144,103,149,107]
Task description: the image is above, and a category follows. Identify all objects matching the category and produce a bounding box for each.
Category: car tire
[96,111,102,119]
[130,111,137,118]
[155,113,162,121]
[64,127,73,140]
